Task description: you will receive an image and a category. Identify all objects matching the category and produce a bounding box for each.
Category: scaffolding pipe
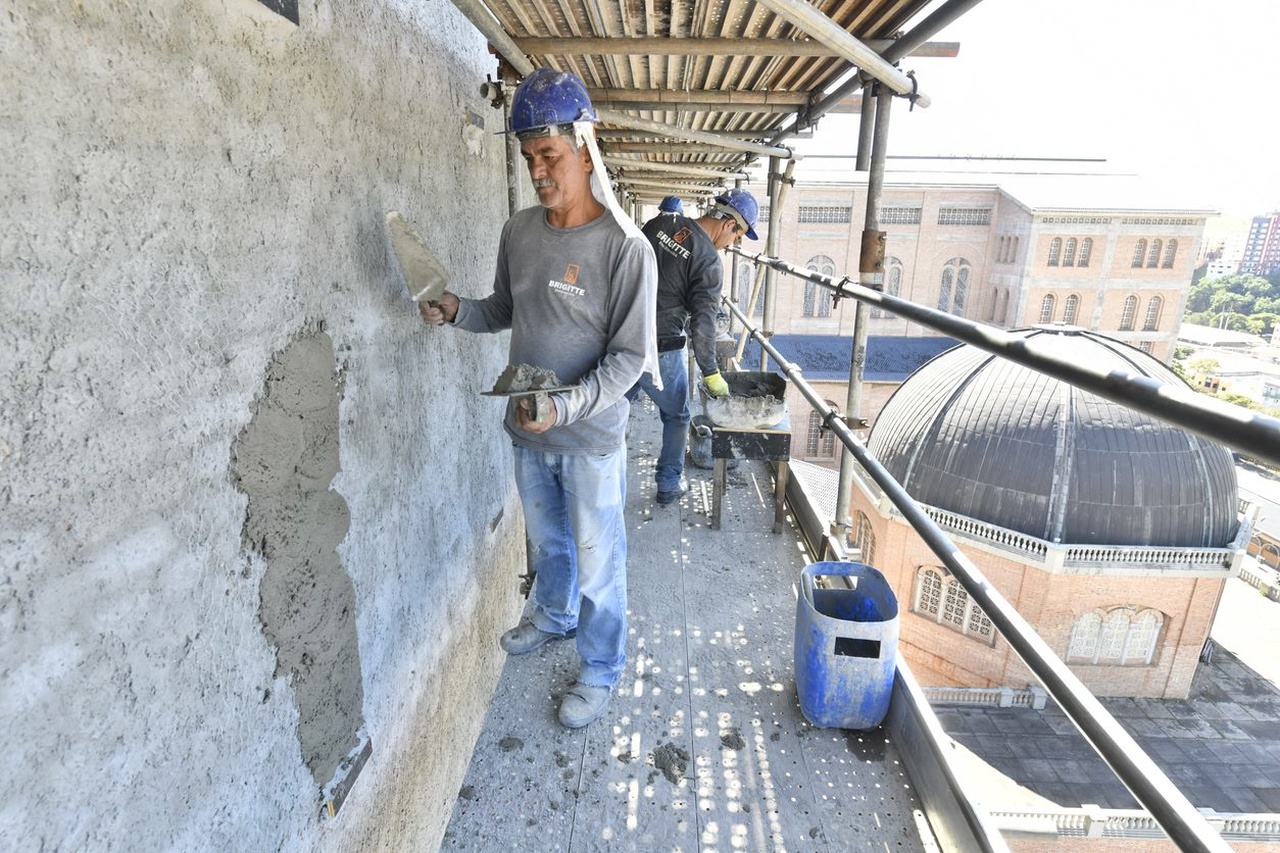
[597,110,798,160]
[767,0,984,147]
[834,85,891,547]
[449,0,534,75]
[760,156,784,369]
[733,160,795,362]
[854,81,875,172]
[603,157,750,181]
[727,248,1280,469]
[723,300,1233,853]
[751,0,931,106]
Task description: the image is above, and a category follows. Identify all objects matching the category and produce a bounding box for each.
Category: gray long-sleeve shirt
[642,213,723,377]
[454,205,658,454]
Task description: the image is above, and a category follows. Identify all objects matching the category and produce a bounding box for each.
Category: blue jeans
[629,349,690,493]
[512,444,628,688]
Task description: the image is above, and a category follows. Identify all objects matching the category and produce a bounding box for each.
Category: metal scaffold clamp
[830,276,853,308]
[903,70,920,111]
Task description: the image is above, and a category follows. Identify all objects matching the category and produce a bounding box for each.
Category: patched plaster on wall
[232,330,363,788]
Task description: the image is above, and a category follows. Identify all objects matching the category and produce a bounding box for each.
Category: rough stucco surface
[1,0,525,848]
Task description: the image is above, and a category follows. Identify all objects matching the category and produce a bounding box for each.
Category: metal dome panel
[868,327,1240,548]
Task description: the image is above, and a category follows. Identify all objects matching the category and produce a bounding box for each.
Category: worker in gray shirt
[420,68,658,728]
[631,188,760,506]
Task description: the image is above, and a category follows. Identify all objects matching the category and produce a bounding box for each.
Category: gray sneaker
[655,479,688,507]
[500,619,575,655]
[558,682,612,728]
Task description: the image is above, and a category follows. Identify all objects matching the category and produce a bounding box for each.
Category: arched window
[954,263,969,316]
[1063,293,1080,325]
[917,568,943,615]
[939,258,971,315]
[1147,239,1162,268]
[913,567,995,643]
[804,410,836,458]
[1068,612,1102,659]
[853,512,876,565]
[1142,296,1163,331]
[938,266,953,312]
[1039,294,1056,323]
[1068,607,1163,665]
[1119,295,1138,330]
[1131,239,1147,268]
[872,257,902,318]
[1048,237,1062,267]
[1063,238,1078,267]
[803,256,835,317]
[1078,238,1092,267]
[1162,239,1178,268]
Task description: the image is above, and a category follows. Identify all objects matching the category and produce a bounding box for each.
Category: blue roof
[739,334,959,381]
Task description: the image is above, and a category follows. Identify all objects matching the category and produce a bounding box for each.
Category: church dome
[867,327,1238,547]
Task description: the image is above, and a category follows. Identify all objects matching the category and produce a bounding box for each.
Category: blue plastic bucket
[794,561,899,729]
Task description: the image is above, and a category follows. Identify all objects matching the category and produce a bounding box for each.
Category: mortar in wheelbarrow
[699,370,787,429]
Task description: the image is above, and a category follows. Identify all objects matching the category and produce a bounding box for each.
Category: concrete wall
[2,0,526,848]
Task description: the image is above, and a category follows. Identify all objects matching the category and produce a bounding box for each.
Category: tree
[1186,357,1220,380]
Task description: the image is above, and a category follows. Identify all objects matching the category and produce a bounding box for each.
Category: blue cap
[659,195,684,214]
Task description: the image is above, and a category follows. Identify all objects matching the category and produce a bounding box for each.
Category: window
[1063,293,1080,325]
[1132,239,1147,268]
[1078,238,1092,267]
[999,235,1021,264]
[1142,296,1163,331]
[938,207,991,226]
[938,258,971,316]
[1138,341,1154,353]
[1147,239,1162,269]
[803,256,835,317]
[1067,606,1163,665]
[1063,238,1078,267]
[913,567,995,643]
[1162,239,1178,268]
[805,410,835,457]
[1048,237,1062,267]
[882,207,922,225]
[1039,294,1056,323]
[852,512,876,565]
[1119,295,1138,330]
[799,205,851,224]
[872,257,902,318]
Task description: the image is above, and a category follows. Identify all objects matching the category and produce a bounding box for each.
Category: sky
[783,0,1280,223]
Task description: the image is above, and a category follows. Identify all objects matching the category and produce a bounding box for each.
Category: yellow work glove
[703,371,730,398]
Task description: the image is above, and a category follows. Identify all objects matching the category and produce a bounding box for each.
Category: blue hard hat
[714,188,759,240]
[659,196,684,214]
[509,68,598,135]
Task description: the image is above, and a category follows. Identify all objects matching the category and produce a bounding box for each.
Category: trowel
[386,211,448,303]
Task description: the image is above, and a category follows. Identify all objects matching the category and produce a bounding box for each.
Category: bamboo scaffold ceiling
[450,0,968,204]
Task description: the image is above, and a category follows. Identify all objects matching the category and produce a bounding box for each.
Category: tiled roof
[740,334,959,382]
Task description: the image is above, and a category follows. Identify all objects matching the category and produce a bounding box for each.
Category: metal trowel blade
[386,211,448,302]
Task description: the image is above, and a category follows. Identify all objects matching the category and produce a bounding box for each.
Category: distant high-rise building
[1240,212,1280,276]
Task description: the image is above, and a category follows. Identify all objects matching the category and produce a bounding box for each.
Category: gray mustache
[533,178,557,189]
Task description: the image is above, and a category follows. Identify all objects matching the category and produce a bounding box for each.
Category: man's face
[711,217,743,251]
[520,134,592,211]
